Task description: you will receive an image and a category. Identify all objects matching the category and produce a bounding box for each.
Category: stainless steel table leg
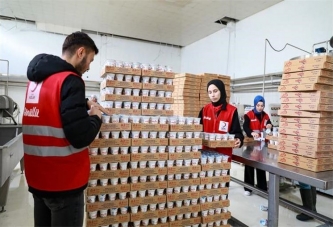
[0,177,10,213]
[20,157,24,174]
[268,173,279,227]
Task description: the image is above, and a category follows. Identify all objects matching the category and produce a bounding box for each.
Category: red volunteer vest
[202,103,236,158]
[246,110,270,131]
[22,71,89,192]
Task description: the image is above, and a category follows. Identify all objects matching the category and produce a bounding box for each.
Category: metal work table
[232,142,333,227]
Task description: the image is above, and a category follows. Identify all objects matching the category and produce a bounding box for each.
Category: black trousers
[33,191,84,227]
[244,165,267,192]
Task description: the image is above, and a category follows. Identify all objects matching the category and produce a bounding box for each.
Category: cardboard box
[86,214,130,227]
[279,134,333,145]
[101,94,142,102]
[86,184,131,196]
[283,62,333,73]
[279,122,333,131]
[266,135,279,141]
[200,188,229,197]
[100,79,142,89]
[131,210,168,222]
[168,152,201,160]
[168,205,201,216]
[277,145,333,158]
[278,157,333,172]
[90,154,131,164]
[279,91,333,99]
[201,200,230,211]
[279,117,333,125]
[201,212,231,223]
[279,127,333,138]
[278,140,333,152]
[167,191,200,202]
[280,97,333,105]
[130,168,168,176]
[167,165,201,175]
[278,109,333,118]
[131,123,169,132]
[172,217,201,227]
[200,176,231,185]
[169,124,203,132]
[141,70,175,79]
[168,178,201,188]
[243,137,254,143]
[280,103,333,112]
[145,223,169,227]
[100,123,131,132]
[268,144,278,150]
[141,109,174,116]
[168,138,202,146]
[141,96,174,104]
[89,170,130,180]
[130,181,168,191]
[105,108,142,115]
[86,199,129,212]
[282,70,333,79]
[142,83,174,91]
[131,153,168,161]
[90,139,131,148]
[202,140,234,148]
[101,66,142,76]
[278,152,333,165]
[280,76,333,86]
[278,84,333,92]
[201,162,231,171]
[129,195,166,206]
[131,138,168,146]
[284,55,333,67]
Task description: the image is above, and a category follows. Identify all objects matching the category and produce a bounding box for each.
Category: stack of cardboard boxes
[277,55,333,172]
[171,73,201,117]
[198,74,231,107]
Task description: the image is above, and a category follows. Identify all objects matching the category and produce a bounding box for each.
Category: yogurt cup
[207,170,214,177]
[150,77,158,84]
[142,219,149,226]
[116,61,123,67]
[169,215,176,222]
[158,175,165,181]
[111,115,120,123]
[149,102,156,109]
[142,76,150,83]
[165,91,172,98]
[193,118,201,125]
[89,148,98,156]
[114,88,123,95]
[131,147,139,154]
[140,204,148,212]
[228,134,235,140]
[159,117,167,124]
[141,102,148,109]
[175,174,182,180]
[142,89,149,96]
[199,184,205,190]
[110,178,119,185]
[150,116,159,124]
[192,159,199,166]
[133,76,140,83]
[185,132,193,139]
[207,196,213,203]
[110,208,118,216]
[183,173,190,179]
[192,212,199,218]
[111,131,120,139]
[215,207,222,214]
[157,188,165,196]
[167,201,174,209]
[149,131,157,139]
[213,183,219,189]
[130,191,137,199]
[157,78,165,85]
[213,195,220,201]
[166,79,173,85]
[124,88,132,96]
[192,145,199,152]
[88,211,97,219]
[223,219,228,225]
[116,74,124,81]
[191,198,198,205]
[148,189,156,197]
[124,75,132,82]
[133,221,140,227]
[209,133,216,141]
[108,193,116,201]
[191,173,198,178]
[148,160,156,168]
[102,115,111,123]
[167,160,175,168]
[168,146,176,153]
[215,134,222,140]
[139,161,147,168]
[131,176,138,184]
[190,185,197,192]
[149,90,157,97]
[158,160,166,168]
[221,134,228,140]
[100,179,108,186]
[140,146,149,153]
[87,195,96,203]
[120,177,128,184]
[156,103,164,110]
[131,205,138,214]
[222,169,228,176]
[184,146,191,152]
[200,171,206,178]
[99,163,108,171]
[215,169,222,176]
[123,101,131,109]
[176,160,183,167]
[175,200,182,207]
[176,146,183,153]
[98,194,106,202]
[139,190,146,198]
[177,131,185,139]
[164,104,171,110]
[103,101,113,108]
[131,131,140,139]
[141,131,149,139]
[130,115,140,123]
[99,147,108,155]
[110,147,119,155]
[121,130,130,139]
[120,207,128,214]
[220,183,227,188]
[140,116,150,123]
[168,116,177,125]
[151,218,158,224]
[90,164,97,171]
[160,216,167,223]
[168,132,177,139]
[140,175,147,182]
[167,187,173,194]
[101,131,110,139]
[177,117,186,125]
[130,161,138,169]
[206,183,212,189]
[110,162,118,171]
[182,186,189,193]
[157,90,165,97]
[132,89,140,97]
[177,214,183,220]
[222,207,228,213]
[184,159,191,167]
[158,146,166,153]
[209,209,215,216]
[120,115,129,123]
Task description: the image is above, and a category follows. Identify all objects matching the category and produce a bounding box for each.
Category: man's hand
[234,138,241,148]
[87,100,110,115]
[266,124,272,129]
[88,105,102,118]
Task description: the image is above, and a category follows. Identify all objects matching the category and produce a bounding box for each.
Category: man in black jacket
[24,32,102,227]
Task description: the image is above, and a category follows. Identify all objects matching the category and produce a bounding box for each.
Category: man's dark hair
[62,31,99,56]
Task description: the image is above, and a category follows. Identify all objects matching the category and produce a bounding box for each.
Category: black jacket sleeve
[198,108,204,125]
[229,109,244,148]
[60,75,102,148]
[243,115,253,137]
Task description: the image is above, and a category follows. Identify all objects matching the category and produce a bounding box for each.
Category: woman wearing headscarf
[198,79,244,159]
[242,95,272,196]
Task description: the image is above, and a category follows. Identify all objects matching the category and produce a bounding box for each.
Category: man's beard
[76,56,88,74]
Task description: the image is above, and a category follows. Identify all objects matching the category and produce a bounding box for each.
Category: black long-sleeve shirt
[243,111,272,137]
